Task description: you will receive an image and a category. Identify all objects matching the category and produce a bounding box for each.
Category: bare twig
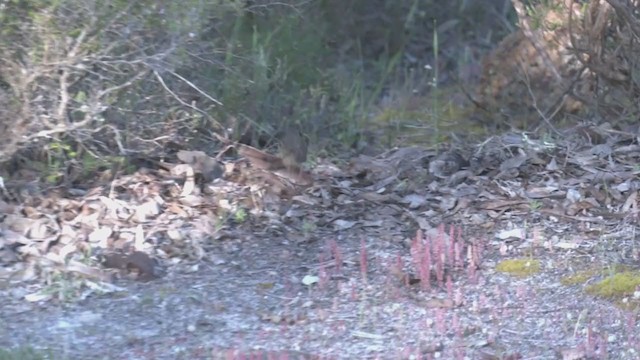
[163,69,223,106]
[520,63,562,136]
[153,69,224,130]
[606,0,640,41]
[510,0,562,81]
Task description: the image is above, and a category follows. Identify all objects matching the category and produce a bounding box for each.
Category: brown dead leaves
[0,144,319,298]
[2,123,640,302]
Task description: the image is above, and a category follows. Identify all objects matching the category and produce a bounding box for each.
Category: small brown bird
[100,251,160,281]
[235,126,312,186]
[278,126,308,169]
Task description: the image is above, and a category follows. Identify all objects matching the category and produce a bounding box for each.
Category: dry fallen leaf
[402,194,427,209]
[333,219,357,230]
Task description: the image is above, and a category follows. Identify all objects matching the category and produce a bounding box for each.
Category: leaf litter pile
[2,124,640,359]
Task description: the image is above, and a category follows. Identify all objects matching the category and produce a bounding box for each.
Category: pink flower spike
[435,308,446,334]
[467,263,477,285]
[448,225,455,266]
[454,288,464,307]
[422,239,431,290]
[436,252,445,286]
[452,313,462,338]
[454,239,462,269]
[586,324,595,355]
[327,239,343,273]
[360,238,368,284]
[627,312,637,342]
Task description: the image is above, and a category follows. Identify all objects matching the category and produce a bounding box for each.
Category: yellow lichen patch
[561,265,632,286]
[495,258,541,277]
[561,270,598,286]
[585,271,640,299]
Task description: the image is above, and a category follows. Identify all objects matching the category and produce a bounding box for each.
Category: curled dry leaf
[171,164,196,196]
[333,219,357,230]
[496,228,526,241]
[438,196,457,211]
[360,191,392,203]
[402,194,427,209]
[134,199,162,222]
[622,190,638,213]
[88,227,113,245]
[302,274,319,286]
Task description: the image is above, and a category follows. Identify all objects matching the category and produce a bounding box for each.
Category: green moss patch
[495,258,541,277]
[561,270,597,286]
[585,271,640,299]
[561,264,632,287]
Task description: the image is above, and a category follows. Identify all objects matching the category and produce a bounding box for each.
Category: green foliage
[42,272,84,302]
[528,200,542,211]
[41,141,73,184]
[41,141,116,185]
[0,0,215,166]
[1,0,515,179]
[0,346,53,360]
[302,219,317,235]
[234,207,247,223]
[525,0,565,30]
[212,4,332,139]
[198,0,438,147]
